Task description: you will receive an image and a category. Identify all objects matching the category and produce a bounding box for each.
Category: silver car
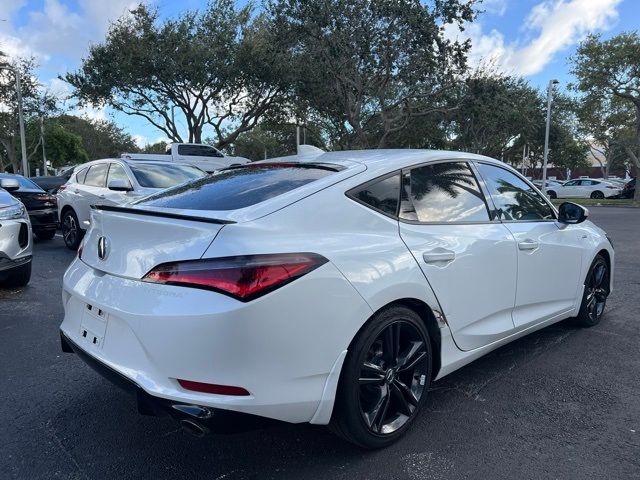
[0,178,32,287]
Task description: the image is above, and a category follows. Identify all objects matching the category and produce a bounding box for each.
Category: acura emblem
[97,236,109,260]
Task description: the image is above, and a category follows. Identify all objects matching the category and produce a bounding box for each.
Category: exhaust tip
[180,419,209,438]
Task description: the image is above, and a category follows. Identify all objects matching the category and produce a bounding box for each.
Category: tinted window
[476,163,554,221]
[107,163,131,187]
[399,162,489,223]
[84,164,108,187]
[130,163,204,189]
[348,174,400,217]
[137,164,335,211]
[76,167,88,184]
[564,180,579,186]
[177,144,224,158]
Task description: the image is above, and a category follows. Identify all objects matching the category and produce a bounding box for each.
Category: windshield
[136,163,340,211]
[0,174,43,191]
[130,164,205,189]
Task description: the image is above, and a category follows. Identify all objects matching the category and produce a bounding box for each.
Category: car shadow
[40,321,583,479]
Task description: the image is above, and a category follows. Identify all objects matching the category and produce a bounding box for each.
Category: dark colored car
[621,177,636,199]
[0,174,58,240]
[31,167,76,194]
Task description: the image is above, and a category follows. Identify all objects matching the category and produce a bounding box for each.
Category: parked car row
[532,177,633,199]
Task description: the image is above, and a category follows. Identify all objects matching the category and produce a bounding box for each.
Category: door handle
[518,239,539,251]
[423,248,456,263]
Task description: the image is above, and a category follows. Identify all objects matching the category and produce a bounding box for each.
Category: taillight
[142,253,328,301]
[177,379,250,396]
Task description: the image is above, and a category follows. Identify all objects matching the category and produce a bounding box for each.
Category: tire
[1,261,31,287]
[572,255,609,327]
[34,229,56,241]
[61,209,83,250]
[329,305,432,449]
[590,191,605,199]
[547,190,557,199]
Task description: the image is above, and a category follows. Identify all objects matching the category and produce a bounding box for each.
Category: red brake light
[177,379,250,396]
[142,253,328,301]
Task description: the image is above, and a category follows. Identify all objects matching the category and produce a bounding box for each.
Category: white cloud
[481,0,509,16]
[446,0,622,76]
[1,0,137,65]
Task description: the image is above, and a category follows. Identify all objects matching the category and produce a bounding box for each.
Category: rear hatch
[80,160,366,278]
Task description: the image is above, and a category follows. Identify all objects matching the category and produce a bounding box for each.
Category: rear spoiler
[91,205,235,225]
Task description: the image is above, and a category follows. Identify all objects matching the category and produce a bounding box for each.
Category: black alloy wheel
[61,209,82,250]
[330,306,432,448]
[547,190,557,199]
[574,255,609,327]
[591,191,605,199]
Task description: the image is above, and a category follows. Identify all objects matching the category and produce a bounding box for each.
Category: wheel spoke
[382,323,401,365]
[362,361,385,376]
[394,379,419,407]
[391,382,413,417]
[397,341,426,372]
[372,389,391,433]
[364,386,389,430]
[594,288,608,302]
[359,375,385,385]
[593,264,606,287]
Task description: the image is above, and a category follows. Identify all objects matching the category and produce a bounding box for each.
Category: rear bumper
[60,257,370,424]
[60,331,277,433]
[28,208,58,230]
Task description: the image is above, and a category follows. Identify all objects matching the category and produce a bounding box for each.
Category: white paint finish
[503,221,585,328]
[60,148,615,427]
[399,222,518,351]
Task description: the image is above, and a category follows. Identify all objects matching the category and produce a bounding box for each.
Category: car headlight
[0,203,26,220]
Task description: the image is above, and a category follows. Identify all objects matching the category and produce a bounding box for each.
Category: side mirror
[108,179,132,192]
[0,178,20,192]
[558,202,589,224]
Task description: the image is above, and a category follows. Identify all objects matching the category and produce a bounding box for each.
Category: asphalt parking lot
[1,207,639,480]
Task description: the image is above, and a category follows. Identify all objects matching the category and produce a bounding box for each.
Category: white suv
[0,179,32,287]
[57,159,206,250]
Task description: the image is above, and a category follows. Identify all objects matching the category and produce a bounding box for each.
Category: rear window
[136,163,337,211]
[130,163,205,189]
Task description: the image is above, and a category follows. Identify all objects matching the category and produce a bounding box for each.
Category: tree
[571,32,640,201]
[24,120,88,174]
[574,94,635,178]
[267,0,477,149]
[141,141,168,154]
[0,55,56,173]
[54,115,138,159]
[447,70,541,158]
[63,1,290,149]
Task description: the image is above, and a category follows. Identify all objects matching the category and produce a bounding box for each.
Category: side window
[83,163,108,187]
[107,163,132,187]
[75,167,88,184]
[347,173,400,217]
[177,144,224,158]
[564,180,578,186]
[399,162,490,223]
[476,163,554,221]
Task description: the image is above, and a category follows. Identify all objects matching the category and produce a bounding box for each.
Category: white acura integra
[59,149,614,448]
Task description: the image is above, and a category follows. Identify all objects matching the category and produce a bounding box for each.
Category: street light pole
[0,63,29,176]
[541,79,559,197]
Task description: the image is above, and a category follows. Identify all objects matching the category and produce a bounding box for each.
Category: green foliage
[266,0,477,149]
[24,120,88,174]
[54,115,138,160]
[447,70,541,158]
[63,1,291,148]
[571,32,640,177]
[142,141,169,154]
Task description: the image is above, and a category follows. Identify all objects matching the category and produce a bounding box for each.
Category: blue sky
[0,0,638,147]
